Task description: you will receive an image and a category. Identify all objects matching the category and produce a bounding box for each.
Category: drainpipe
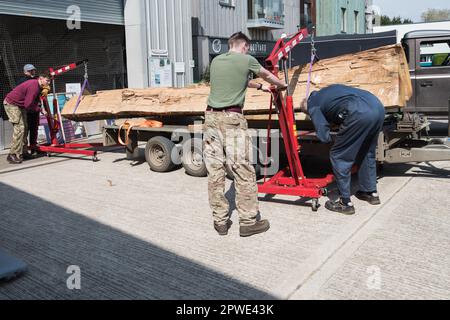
[171,0,177,87]
[179,0,185,87]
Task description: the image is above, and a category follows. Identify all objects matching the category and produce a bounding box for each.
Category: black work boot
[214,220,233,236]
[355,191,381,205]
[22,152,35,160]
[7,154,22,164]
[325,199,356,215]
[240,220,270,237]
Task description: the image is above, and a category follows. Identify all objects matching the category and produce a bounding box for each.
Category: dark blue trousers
[330,97,385,199]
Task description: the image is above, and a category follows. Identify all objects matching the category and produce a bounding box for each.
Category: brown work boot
[7,154,22,164]
[214,220,233,236]
[240,220,270,237]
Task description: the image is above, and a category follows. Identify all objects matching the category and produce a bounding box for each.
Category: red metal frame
[37,60,101,160]
[258,28,334,204]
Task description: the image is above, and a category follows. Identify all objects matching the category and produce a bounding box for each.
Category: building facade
[0,0,370,92]
[315,0,367,36]
[125,0,369,87]
[191,0,304,82]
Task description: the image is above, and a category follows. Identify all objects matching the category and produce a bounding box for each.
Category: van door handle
[420,81,433,87]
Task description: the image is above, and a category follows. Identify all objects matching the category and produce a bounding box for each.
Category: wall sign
[150,57,172,87]
[209,38,275,57]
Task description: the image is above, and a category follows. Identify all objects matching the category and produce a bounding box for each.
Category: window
[301,0,312,28]
[220,0,235,7]
[247,0,285,28]
[419,40,450,68]
[354,11,359,33]
[341,8,347,33]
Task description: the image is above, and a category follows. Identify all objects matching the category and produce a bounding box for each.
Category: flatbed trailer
[102,116,324,178]
[102,112,450,178]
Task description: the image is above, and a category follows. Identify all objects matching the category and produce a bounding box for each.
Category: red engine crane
[38,59,102,161]
[258,27,334,211]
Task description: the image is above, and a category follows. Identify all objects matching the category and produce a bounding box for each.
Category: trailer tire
[182,138,207,177]
[145,136,177,172]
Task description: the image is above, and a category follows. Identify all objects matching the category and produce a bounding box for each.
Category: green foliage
[380,15,414,26]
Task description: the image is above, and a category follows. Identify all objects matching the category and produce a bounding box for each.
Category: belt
[206,105,242,114]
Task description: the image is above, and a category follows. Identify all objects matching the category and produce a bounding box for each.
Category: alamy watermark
[366,265,382,290]
[67,5,81,30]
[66,265,81,290]
[169,121,281,175]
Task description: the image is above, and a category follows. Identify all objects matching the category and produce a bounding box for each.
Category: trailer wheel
[145,136,176,172]
[182,138,207,177]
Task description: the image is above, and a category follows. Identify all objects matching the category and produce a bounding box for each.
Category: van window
[419,40,450,68]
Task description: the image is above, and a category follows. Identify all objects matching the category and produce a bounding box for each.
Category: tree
[421,8,450,22]
[391,16,402,25]
[380,15,413,26]
[380,15,392,25]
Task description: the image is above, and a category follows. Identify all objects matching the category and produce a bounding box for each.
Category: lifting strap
[118,119,164,146]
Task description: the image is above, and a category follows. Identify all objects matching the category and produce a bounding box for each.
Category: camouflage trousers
[3,101,28,157]
[203,111,259,227]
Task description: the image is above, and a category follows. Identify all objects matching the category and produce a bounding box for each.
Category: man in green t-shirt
[204,32,287,237]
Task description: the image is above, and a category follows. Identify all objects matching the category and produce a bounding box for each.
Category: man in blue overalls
[301,84,385,215]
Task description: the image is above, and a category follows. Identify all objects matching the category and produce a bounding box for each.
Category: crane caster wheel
[321,188,328,197]
[92,156,99,162]
[312,199,320,212]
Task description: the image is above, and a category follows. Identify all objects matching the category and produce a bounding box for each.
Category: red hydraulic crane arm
[258,26,335,211]
[49,59,88,77]
[262,27,311,186]
[265,28,309,75]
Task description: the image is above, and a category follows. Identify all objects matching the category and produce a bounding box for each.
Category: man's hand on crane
[41,85,51,97]
[269,84,288,92]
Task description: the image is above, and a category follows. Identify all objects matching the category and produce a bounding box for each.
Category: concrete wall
[124,0,149,88]
[0,120,12,151]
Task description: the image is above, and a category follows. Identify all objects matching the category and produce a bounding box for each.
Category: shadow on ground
[0,182,275,300]
[379,162,450,179]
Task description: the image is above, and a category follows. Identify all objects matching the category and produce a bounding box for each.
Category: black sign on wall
[209,38,275,58]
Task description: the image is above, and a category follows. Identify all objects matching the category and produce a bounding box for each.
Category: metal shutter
[0,0,124,25]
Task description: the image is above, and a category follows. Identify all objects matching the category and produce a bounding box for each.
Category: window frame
[341,8,347,34]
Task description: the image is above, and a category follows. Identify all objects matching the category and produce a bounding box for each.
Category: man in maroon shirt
[17,64,41,156]
[3,74,50,164]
